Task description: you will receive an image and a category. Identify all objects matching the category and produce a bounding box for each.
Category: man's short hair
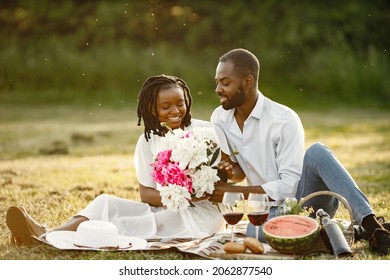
[219,48,260,81]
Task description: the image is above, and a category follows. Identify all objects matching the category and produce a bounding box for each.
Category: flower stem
[160,122,174,134]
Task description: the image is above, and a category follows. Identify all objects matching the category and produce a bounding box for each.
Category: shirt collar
[216,91,265,139]
[249,90,265,120]
[218,90,265,122]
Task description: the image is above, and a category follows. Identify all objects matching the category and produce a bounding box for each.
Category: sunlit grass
[0,105,389,260]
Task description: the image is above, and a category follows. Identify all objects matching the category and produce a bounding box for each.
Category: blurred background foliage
[0,0,389,109]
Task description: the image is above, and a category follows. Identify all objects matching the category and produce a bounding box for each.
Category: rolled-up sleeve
[261,112,304,201]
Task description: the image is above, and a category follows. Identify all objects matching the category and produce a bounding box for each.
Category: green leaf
[209,147,220,166]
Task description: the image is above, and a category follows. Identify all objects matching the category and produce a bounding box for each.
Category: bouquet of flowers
[277,197,314,216]
[151,124,221,212]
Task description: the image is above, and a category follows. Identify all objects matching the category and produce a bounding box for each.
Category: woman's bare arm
[139,184,164,207]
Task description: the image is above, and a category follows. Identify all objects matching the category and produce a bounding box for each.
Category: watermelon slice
[263,215,320,254]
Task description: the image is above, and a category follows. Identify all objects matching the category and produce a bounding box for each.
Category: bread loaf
[244,237,264,254]
[223,241,247,254]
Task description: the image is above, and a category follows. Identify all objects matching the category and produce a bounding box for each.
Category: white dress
[76,119,225,239]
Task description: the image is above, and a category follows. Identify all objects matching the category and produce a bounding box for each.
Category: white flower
[285,197,298,204]
[172,139,209,169]
[157,183,192,213]
[283,197,298,213]
[190,165,219,198]
[170,135,199,169]
[192,127,220,146]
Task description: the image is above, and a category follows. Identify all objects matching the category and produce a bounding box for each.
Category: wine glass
[247,193,270,240]
[221,192,245,242]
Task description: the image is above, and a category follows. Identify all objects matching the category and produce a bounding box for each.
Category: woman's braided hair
[137,74,192,141]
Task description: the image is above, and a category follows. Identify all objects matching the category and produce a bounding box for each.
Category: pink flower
[183,131,192,138]
[156,150,171,165]
[151,150,193,193]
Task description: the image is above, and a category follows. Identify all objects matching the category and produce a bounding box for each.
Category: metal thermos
[316,209,352,256]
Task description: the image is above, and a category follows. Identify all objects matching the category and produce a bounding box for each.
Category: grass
[0,104,389,260]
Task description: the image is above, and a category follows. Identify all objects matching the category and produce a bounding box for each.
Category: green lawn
[0,105,389,260]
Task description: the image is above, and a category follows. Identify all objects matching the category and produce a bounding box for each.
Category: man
[210,48,390,255]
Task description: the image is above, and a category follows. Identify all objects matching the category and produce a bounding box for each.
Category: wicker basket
[299,190,354,255]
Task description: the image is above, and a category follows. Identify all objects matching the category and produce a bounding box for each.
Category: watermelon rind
[262,215,320,254]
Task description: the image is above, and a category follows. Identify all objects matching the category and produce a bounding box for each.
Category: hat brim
[46,231,148,251]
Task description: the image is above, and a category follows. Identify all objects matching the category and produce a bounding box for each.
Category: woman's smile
[165,115,183,128]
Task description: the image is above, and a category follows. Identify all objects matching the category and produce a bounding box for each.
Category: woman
[6,74,233,246]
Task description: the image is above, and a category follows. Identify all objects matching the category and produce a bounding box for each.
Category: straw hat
[46,220,147,250]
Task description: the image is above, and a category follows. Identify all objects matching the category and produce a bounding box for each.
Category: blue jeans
[246,142,374,242]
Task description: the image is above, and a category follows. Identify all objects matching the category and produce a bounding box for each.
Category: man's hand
[191,194,210,202]
[209,181,268,203]
[217,158,235,180]
[217,152,246,182]
[209,181,236,203]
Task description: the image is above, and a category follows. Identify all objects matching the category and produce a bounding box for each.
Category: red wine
[223,212,244,225]
[247,212,269,226]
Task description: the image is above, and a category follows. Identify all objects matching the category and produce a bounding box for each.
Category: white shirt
[211,91,305,202]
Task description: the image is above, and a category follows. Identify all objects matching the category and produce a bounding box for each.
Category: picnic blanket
[144,232,297,260]
[143,222,301,260]
[143,219,353,259]
[41,220,351,259]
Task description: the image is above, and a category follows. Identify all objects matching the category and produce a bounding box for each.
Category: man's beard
[222,84,246,110]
